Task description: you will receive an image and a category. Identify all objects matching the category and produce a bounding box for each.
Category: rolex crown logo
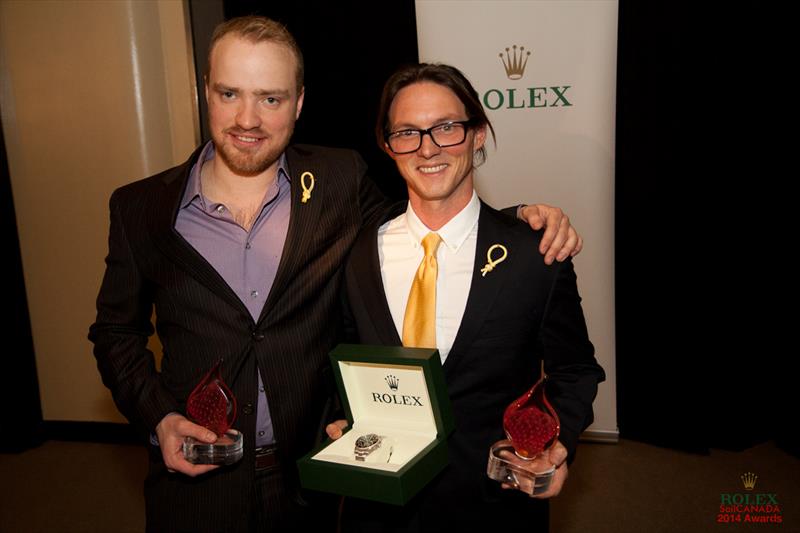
[741,472,757,490]
[385,375,399,391]
[499,44,531,80]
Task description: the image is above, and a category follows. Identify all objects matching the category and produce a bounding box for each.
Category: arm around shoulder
[514,204,583,264]
[352,150,390,228]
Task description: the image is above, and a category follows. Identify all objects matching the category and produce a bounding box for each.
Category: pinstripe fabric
[89,144,386,532]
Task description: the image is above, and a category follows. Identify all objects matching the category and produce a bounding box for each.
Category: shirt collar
[180,141,290,210]
[405,190,480,253]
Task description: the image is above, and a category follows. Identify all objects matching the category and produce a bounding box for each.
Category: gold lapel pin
[481,244,508,277]
[300,171,315,203]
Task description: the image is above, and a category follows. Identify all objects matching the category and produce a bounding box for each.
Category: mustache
[224,127,267,138]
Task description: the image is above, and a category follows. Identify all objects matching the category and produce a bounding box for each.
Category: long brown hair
[376,63,496,164]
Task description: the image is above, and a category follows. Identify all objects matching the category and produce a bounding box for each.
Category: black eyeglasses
[385,119,475,154]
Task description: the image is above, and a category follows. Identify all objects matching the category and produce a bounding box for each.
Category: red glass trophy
[487,361,560,495]
[182,360,244,465]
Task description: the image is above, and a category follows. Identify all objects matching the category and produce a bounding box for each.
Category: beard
[214,126,293,177]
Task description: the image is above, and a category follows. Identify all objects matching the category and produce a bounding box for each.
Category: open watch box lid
[297,344,455,505]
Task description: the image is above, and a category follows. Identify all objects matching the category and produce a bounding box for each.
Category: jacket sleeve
[539,258,605,460]
[353,151,391,229]
[88,189,178,432]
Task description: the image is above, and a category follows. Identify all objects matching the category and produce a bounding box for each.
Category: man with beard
[89,16,581,533]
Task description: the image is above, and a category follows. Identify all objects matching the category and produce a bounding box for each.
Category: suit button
[252,331,265,341]
[242,403,254,415]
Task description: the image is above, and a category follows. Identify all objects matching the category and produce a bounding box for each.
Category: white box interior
[311,360,440,472]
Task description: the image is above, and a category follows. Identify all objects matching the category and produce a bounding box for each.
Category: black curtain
[0,111,43,452]
[615,1,792,455]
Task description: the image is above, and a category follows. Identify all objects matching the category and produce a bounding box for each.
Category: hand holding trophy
[182,359,244,465]
[487,361,560,496]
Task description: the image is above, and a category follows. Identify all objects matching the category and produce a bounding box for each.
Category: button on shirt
[378,191,480,363]
[175,141,290,447]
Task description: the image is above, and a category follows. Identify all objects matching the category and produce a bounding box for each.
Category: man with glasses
[386,120,475,154]
[328,63,604,531]
[89,16,583,533]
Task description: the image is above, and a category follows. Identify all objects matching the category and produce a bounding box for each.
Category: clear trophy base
[183,429,243,465]
[486,440,555,496]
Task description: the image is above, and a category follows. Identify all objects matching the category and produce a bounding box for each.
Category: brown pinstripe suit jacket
[89,143,386,532]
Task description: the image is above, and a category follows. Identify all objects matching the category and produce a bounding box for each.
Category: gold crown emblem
[741,472,757,490]
[499,45,531,80]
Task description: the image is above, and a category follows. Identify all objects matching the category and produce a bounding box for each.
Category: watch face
[356,434,380,449]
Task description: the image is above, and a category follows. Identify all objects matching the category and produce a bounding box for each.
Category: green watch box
[297,344,455,505]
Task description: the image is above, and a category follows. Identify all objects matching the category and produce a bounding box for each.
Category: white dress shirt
[378,191,480,363]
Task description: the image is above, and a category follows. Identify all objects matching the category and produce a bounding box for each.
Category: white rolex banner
[416,0,619,440]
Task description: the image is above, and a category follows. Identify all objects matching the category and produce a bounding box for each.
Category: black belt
[254,444,278,471]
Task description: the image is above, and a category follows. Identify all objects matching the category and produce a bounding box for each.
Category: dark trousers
[252,465,339,532]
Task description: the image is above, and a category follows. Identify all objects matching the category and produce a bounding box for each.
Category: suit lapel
[150,147,251,317]
[444,204,516,378]
[257,146,326,325]
[351,204,406,345]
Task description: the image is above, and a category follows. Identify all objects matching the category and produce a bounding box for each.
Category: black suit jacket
[89,144,386,532]
[341,201,605,531]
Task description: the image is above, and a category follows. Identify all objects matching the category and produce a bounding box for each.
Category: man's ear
[474,124,487,152]
[384,142,398,161]
[295,87,305,120]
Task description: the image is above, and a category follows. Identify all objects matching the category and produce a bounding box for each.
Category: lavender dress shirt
[174,142,290,447]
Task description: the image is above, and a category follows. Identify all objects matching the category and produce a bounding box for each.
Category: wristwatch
[354,433,392,463]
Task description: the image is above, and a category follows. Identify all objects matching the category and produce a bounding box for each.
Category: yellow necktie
[402,232,442,348]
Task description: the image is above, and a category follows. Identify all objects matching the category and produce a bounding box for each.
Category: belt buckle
[254,444,278,471]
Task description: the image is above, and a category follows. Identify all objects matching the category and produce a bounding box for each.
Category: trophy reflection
[487,361,560,495]
[182,359,244,465]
